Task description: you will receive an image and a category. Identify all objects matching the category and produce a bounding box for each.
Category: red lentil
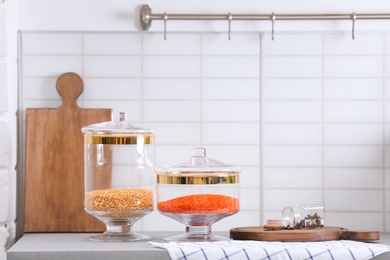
[158,194,239,214]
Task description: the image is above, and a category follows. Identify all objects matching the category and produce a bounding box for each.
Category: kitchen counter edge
[7,232,390,260]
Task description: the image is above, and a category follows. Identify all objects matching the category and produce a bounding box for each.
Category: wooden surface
[230,226,380,242]
[24,72,112,232]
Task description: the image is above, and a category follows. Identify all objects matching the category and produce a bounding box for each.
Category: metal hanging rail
[139,4,390,40]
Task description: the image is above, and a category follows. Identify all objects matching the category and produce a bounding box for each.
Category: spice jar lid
[156,148,241,185]
[82,111,154,144]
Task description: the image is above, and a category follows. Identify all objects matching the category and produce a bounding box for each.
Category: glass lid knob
[191,148,207,165]
[191,148,206,157]
[111,111,127,122]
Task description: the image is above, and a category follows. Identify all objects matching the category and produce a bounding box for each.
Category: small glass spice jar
[156,148,241,242]
[82,112,155,242]
[282,204,325,229]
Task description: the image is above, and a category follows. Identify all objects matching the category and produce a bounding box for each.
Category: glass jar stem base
[89,223,151,242]
[163,225,230,242]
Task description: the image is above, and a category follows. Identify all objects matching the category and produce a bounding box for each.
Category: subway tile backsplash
[20,31,390,232]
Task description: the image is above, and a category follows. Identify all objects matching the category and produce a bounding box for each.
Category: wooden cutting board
[230,226,380,242]
[24,72,112,232]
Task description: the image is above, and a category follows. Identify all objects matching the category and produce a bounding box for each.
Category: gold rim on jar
[157,172,239,185]
[84,135,155,145]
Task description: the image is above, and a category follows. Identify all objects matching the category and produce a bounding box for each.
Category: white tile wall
[19,31,390,234]
[262,32,388,231]
[1,0,18,258]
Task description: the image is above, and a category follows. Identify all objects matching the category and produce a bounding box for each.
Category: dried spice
[85,188,153,214]
[282,205,325,230]
[289,213,324,229]
[158,194,239,214]
[264,219,285,231]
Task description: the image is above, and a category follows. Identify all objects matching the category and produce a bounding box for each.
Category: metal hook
[163,12,168,40]
[271,13,276,40]
[228,13,232,40]
[352,12,356,40]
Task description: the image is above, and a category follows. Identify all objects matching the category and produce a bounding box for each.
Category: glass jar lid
[82,111,154,135]
[156,148,240,184]
[82,112,154,144]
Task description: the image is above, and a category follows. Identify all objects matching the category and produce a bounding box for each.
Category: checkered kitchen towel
[149,240,390,260]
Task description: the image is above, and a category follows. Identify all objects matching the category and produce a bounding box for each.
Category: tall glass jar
[156,148,241,242]
[282,204,325,229]
[82,112,155,242]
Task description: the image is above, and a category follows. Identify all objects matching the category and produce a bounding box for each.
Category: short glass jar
[282,204,325,229]
[156,148,241,242]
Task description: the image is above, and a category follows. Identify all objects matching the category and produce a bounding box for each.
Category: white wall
[0,0,17,259]
[3,0,390,258]
[19,30,390,233]
[18,0,390,32]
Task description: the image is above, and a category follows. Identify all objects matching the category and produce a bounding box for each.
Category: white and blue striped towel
[149,240,390,260]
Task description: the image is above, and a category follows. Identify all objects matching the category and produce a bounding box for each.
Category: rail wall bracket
[140,4,152,30]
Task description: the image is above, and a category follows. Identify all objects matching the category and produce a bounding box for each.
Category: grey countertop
[7,232,174,260]
[7,232,390,260]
